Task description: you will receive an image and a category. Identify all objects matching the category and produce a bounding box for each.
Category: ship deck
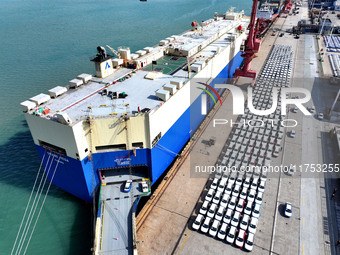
[23,16,248,123]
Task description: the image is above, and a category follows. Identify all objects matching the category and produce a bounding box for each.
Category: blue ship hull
[35,51,243,202]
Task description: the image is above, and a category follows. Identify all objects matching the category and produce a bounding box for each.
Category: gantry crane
[234,0,261,84]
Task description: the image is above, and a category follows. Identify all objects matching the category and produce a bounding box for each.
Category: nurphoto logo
[200,84,311,116]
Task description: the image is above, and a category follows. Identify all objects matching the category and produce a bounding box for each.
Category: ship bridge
[94,169,150,255]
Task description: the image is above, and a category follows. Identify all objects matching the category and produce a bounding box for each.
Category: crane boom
[106,45,121,59]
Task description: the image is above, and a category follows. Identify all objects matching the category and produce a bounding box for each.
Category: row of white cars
[192,170,267,251]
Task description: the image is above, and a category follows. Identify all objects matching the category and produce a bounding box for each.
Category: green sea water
[0,0,251,254]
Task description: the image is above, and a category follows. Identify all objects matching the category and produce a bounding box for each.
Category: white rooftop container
[77,73,92,83]
[20,100,36,112]
[143,47,154,53]
[130,54,139,60]
[112,58,124,67]
[191,64,202,72]
[29,93,51,106]
[170,80,184,89]
[69,79,84,88]
[166,37,174,42]
[159,40,168,46]
[156,89,170,101]
[48,86,68,98]
[136,50,147,56]
[163,84,177,95]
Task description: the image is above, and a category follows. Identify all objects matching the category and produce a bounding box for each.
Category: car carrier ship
[20,10,249,203]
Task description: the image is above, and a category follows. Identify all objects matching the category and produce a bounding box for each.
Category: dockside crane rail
[234,0,261,84]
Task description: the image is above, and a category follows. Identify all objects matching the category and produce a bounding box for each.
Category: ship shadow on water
[0,120,93,255]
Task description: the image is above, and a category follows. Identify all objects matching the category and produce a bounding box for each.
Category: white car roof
[250,217,258,224]
[246,201,253,206]
[196,214,204,221]
[247,232,255,241]
[229,226,237,233]
[242,214,250,221]
[238,229,246,235]
[254,203,261,210]
[212,219,220,227]
[204,217,212,224]
[210,203,217,209]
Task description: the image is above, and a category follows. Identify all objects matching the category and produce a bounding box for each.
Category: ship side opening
[38,140,67,155]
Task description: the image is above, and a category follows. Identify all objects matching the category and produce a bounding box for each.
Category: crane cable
[14,152,54,255]
[10,150,49,255]
[22,155,61,255]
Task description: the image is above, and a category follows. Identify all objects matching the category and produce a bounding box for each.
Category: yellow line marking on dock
[178,230,191,255]
[303,217,305,229]
[303,242,305,255]
[303,183,305,188]
[303,196,305,206]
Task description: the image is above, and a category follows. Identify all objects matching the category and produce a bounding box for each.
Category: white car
[235,229,246,248]
[231,211,241,227]
[232,184,241,198]
[250,178,258,190]
[210,178,219,190]
[224,183,233,195]
[240,214,250,231]
[260,171,268,182]
[217,222,228,240]
[205,188,215,202]
[207,203,218,218]
[243,177,251,188]
[239,187,248,200]
[192,214,204,230]
[289,130,296,138]
[235,177,243,186]
[228,173,237,185]
[215,170,222,179]
[215,206,225,221]
[247,189,256,203]
[217,179,227,193]
[252,203,261,219]
[255,191,264,205]
[308,106,315,113]
[141,181,148,193]
[220,193,230,208]
[209,219,220,237]
[226,226,237,244]
[318,112,324,120]
[124,180,132,192]
[272,145,281,157]
[200,200,209,215]
[284,202,293,218]
[245,232,255,251]
[248,217,258,234]
[291,107,298,113]
[258,180,266,193]
[228,196,237,210]
[223,208,233,224]
[201,217,212,233]
[235,198,245,213]
[244,201,253,215]
[212,191,222,205]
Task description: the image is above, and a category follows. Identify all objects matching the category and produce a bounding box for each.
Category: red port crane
[234,0,261,84]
